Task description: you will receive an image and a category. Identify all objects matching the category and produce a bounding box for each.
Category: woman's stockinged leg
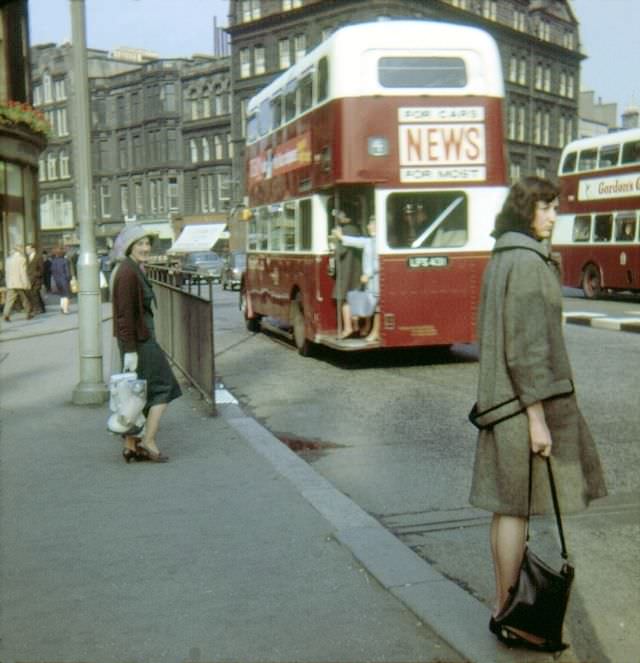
[491,513,526,615]
[142,403,168,454]
[491,513,547,645]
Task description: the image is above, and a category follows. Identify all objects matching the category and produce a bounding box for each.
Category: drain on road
[276,433,344,458]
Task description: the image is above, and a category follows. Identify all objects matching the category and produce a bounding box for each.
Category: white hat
[109,223,154,263]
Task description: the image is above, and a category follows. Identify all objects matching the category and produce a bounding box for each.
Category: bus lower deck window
[573,216,591,242]
[386,192,468,249]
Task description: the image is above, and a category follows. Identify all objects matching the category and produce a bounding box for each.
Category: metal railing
[146,264,216,414]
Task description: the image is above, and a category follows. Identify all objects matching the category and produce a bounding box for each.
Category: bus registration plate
[407,256,449,268]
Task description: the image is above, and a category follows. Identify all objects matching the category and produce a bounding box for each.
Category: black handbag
[495,456,574,651]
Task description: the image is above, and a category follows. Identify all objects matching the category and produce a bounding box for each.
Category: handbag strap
[526,454,569,560]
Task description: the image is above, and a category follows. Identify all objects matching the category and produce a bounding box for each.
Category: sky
[27,0,639,116]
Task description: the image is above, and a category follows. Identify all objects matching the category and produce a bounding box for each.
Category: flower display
[0,100,52,137]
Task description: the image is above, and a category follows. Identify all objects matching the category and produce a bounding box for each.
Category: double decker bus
[552,128,640,298]
[241,20,507,354]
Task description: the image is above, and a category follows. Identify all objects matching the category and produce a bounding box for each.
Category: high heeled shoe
[122,448,138,463]
[136,444,169,463]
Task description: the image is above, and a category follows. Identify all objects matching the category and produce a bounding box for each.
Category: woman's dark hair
[493,176,560,239]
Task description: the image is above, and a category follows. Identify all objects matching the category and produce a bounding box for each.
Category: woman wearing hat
[112,224,181,462]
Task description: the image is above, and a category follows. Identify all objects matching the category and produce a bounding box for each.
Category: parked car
[221,251,246,290]
[181,251,223,282]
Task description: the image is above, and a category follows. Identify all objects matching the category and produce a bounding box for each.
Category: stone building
[225,0,582,221]
[179,55,233,246]
[31,43,140,249]
[0,0,46,261]
[30,43,233,251]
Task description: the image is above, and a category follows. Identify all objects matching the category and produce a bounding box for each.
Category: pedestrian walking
[3,245,33,322]
[111,224,181,463]
[42,249,52,292]
[468,177,607,652]
[25,243,46,314]
[98,250,112,301]
[50,247,72,314]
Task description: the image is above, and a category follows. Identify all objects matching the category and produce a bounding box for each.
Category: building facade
[225,0,583,228]
[30,43,233,251]
[1,0,46,263]
[28,1,583,253]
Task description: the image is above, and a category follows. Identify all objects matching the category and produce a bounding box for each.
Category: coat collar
[492,232,551,261]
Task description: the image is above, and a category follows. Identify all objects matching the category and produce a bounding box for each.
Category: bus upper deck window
[578,148,597,172]
[285,82,296,121]
[258,99,272,136]
[247,113,258,143]
[271,95,282,129]
[621,140,640,164]
[598,145,620,168]
[378,57,467,88]
[299,73,313,112]
[561,152,577,174]
[317,57,329,102]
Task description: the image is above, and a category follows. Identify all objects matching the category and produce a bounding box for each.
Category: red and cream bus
[241,20,507,354]
[552,128,640,298]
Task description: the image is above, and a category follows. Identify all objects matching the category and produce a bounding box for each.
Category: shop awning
[168,223,227,253]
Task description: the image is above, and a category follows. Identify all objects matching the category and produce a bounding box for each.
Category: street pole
[70,0,108,404]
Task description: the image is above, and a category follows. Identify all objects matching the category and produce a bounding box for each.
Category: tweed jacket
[112,258,151,353]
[473,231,574,427]
[469,231,607,515]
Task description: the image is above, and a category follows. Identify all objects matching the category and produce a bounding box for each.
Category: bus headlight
[368,136,389,157]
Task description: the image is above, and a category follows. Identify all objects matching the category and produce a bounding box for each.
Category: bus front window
[386,192,468,249]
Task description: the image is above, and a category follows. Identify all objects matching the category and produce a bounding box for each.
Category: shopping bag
[107,372,147,435]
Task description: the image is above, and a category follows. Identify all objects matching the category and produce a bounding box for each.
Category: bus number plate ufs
[407,256,449,268]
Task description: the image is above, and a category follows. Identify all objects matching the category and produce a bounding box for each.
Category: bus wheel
[582,264,602,299]
[290,295,313,356]
[240,289,261,332]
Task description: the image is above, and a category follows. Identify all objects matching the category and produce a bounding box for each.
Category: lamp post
[70,0,108,404]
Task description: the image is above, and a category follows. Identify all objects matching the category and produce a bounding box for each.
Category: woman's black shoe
[491,621,568,653]
[122,448,137,463]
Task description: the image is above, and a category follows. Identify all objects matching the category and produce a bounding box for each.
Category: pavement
[0,294,630,663]
[563,310,640,333]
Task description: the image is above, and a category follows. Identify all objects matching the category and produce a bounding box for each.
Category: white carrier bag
[107,372,147,435]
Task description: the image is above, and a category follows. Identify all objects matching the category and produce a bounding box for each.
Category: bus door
[328,186,374,337]
[378,190,480,346]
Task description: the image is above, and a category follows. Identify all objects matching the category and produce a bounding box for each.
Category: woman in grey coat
[469,177,606,650]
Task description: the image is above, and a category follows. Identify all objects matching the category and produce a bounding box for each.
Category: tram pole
[70,0,108,404]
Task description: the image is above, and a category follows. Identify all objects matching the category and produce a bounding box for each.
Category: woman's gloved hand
[123,352,138,372]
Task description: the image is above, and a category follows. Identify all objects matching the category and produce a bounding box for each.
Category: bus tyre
[582,264,602,299]
[290,295,313,357]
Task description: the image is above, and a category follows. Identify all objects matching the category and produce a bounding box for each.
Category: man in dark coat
[42,250,52,292]
[25,243,46,314]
